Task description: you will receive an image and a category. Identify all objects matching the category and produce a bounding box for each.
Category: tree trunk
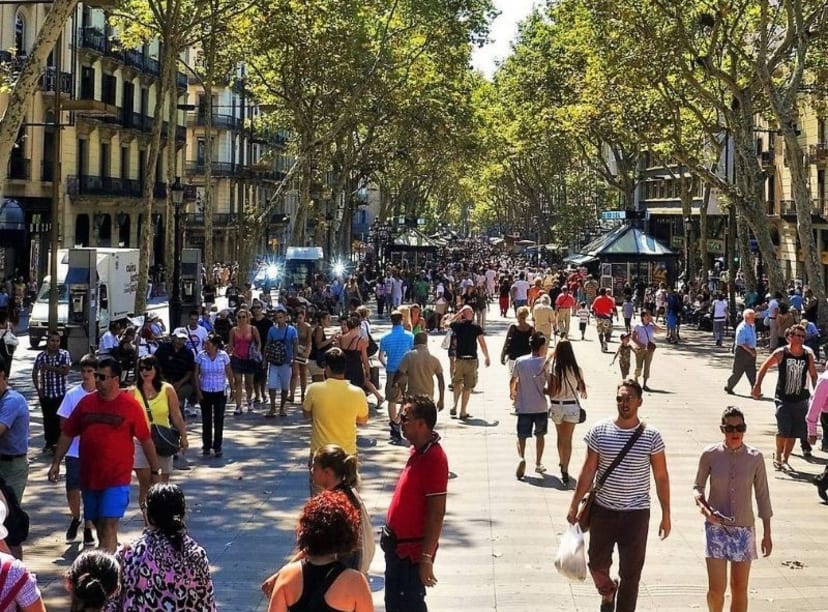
[699,185,710,284]
[736,213,757,291]
[291,137,312,245]
[134,40,175,315]
[0,0,79,196]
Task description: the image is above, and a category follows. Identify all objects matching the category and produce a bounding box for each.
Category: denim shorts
[267,364,292,391]
[230,356,257,375]
[65,456,81,492]
[517,413,548,438]
[82,485,130,521]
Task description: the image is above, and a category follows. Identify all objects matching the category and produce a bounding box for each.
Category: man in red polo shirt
[48,356,161,552]
[592,287,619,352]
[383,395,448,612]
[555,286,577,337]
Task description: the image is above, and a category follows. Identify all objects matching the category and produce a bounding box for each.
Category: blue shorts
[82,485,130,521]
[517,412,548,438]
[267,364,292,391]
[65,456,81,492]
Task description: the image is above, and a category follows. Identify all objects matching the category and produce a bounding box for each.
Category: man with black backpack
[264,306,297,417]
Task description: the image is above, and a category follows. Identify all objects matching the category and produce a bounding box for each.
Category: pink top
[806,370,828,436]
[232,329,253,360]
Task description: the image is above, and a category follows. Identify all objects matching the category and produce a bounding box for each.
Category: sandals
[450,408,457,418]
[459,413,472,421]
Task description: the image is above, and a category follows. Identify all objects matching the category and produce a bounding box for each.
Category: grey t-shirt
[513,355,548,414]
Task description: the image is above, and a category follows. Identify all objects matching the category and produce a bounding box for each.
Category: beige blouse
[693,442,773,527]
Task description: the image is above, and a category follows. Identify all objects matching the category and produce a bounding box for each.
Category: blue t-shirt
[0,388,29,455]
[379,326,414,373]
[266,324,298,363]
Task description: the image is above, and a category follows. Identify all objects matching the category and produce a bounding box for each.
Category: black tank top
[776,348,811,403]
[288,560,348,612]
[506,325,533,360]
[343,336,365,387]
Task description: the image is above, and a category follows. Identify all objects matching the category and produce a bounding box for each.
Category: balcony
[780,199,796,216]
[810,143,828,165]
[66,175,143,197]
[144,57,161,77]
[759,150,775,168]
[185,212,240,227]
[79,27,106,55]
[38,68,72,96]
[7,158,30,180]
[104,37,125,63]
[186,112,239,130]
[184,161,237,177]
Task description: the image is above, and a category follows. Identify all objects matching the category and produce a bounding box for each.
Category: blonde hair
[517,306,530,319]
[398,304,412,330]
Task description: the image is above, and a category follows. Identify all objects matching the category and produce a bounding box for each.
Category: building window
[14,12,25,56]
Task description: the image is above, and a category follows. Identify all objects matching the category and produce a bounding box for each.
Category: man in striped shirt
[566,379,671,612]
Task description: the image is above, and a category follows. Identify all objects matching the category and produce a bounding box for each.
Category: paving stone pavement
[8,308,828,611]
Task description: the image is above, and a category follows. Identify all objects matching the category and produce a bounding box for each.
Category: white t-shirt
[57,383,95,458]
[98,331,119,353]
[712,299,728,319]
[185,324,209,354]
[511,280,531,301]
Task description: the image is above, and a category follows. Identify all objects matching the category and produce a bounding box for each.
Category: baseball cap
[173,328,189,339]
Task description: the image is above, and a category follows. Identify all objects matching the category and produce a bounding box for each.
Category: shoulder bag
[564,375,587,424]
[576,423,645,532]
[139,387,181,457]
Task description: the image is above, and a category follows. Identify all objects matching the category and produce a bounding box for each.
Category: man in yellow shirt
[303,347,369,458]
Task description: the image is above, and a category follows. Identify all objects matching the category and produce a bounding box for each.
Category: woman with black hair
[106,484,215,611]
[67,550,120,611]
[194,334,233,458]
[129,355,189,512]
[547,339,588,485]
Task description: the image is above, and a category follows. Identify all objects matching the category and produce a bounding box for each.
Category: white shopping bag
[554,523,587,582]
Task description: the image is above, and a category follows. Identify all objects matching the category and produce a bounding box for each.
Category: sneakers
[65,517,81,543]
[516,459,526,480]
[83,527,96,548]
[723,386,734,395]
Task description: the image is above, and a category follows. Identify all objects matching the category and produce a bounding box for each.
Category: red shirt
[386,436,448,561]
[555,293,576,310]
[592,295,616,318]
[63,391,151,490]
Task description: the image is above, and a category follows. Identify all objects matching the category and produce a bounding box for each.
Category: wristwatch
[151,468,162,476]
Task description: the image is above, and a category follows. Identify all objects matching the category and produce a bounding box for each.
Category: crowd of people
[3,239,828,611]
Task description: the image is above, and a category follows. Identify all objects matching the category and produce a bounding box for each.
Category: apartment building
[181,61,294,261]
[0,3,294,283]
[0,3,194,281]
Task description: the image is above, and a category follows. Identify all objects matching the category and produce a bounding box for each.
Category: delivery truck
[27,247,140,348]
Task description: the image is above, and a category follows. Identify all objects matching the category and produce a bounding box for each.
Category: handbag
[563,375,587,424]
[576,423,645,532]
[139,387,181,457]
[249,342,263,363]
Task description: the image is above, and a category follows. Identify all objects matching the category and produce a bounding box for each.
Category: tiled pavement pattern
[8,305,828,611]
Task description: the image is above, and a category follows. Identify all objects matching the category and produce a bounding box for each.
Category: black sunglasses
[399,412,411,423]
[94,373,116,381]
[721,424,747,433]
[139,364,155,371]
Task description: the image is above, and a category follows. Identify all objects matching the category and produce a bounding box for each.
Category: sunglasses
[94,373,116,381]
[616,396,635,403]
[139,364,155,371]
[399,412,413,424]
[721,424,747,433]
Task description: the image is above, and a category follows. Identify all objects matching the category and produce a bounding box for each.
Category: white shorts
[133,439,173,473]
[548,400,580,425]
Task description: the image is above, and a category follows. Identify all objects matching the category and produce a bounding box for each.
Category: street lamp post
[169,178,184,329]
